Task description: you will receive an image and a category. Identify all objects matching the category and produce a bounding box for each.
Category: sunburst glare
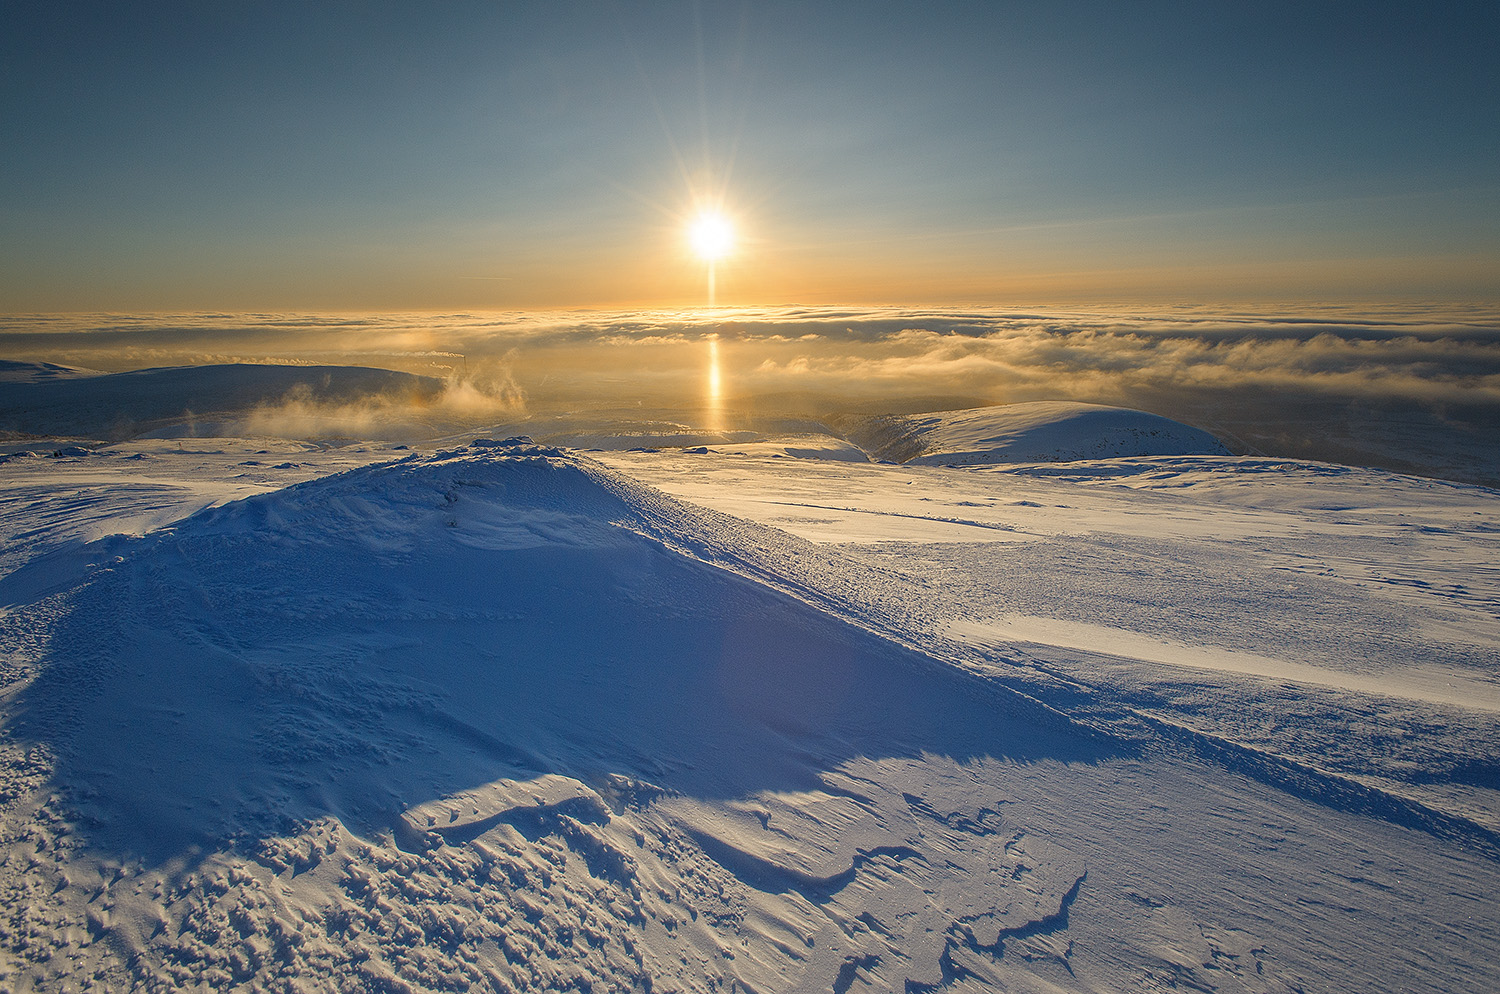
[688,211,734,262]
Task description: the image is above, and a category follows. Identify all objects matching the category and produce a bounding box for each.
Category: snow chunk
[401,774,608,845]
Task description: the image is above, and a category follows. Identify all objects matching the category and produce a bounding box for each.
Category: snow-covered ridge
[180,437,640,553]
[844,401,1230,465]
[0,439,1106,991]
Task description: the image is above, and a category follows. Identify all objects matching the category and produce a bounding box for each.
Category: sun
[688,211,734,262]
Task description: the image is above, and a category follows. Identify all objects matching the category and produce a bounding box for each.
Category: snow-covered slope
[603,447,1500,827]
[0,441,1105,991]
[845,402,1230,465]
[2,436,1499,992]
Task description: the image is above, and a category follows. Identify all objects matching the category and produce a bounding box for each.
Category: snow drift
[0,440,1103,991]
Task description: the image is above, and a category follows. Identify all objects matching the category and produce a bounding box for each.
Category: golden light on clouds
[705,332,723,431]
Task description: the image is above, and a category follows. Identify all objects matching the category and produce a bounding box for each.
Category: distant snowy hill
[0,363,444,438]
[0,360,103,383]
[843,401,1230,465]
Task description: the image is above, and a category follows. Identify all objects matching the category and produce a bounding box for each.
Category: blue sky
[3,1,1497,308]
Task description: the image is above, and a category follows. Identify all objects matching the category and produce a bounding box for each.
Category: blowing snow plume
[0,362,524,441]
[235,363,525,441]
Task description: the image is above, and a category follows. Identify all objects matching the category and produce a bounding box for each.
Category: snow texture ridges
[0,442,1102,992]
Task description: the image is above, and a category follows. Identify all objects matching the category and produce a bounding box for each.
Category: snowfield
[1,399,1498,992]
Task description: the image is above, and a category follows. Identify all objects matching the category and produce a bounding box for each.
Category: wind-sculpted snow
[605,447,1500,833]
[0,441,1109,991]
[3,441,1500,992]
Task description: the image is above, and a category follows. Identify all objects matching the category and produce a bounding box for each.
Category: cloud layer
[4,304,1497,483]
[3,304,1495,416]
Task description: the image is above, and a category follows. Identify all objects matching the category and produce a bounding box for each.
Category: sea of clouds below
[2,304,1497,483]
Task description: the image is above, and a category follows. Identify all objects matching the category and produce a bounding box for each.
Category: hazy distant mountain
[0,363,444,439]
[0,359,104,383]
